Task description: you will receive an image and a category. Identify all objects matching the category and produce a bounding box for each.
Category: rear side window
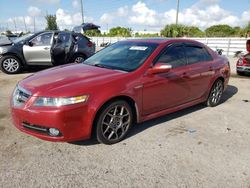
[157,45,186,68]
[185,45,212,64]
[73,33,89,43]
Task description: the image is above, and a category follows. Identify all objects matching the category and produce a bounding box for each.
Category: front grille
[22,122,49,134]
[12,86,32,107]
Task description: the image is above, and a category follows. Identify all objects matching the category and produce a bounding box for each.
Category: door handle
[181,72,189,79]
[44,47,50,50]
[209,66,213,71]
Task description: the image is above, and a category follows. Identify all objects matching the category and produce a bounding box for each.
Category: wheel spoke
[108,131,115,140]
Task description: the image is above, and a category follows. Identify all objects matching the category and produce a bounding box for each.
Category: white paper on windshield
[129,46,148,51]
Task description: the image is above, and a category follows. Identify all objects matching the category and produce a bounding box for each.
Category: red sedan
[11,39,230,144]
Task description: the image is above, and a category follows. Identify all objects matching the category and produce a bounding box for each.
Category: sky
[0,0,249,33]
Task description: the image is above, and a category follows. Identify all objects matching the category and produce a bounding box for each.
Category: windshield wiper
[93,63,114,70]
[91,63,129,72]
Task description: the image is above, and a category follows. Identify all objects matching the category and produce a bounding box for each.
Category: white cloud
[28,6,42,17]
[129,1,159,26]
[56,8,93,29]
[117,6,128,17]
[125,1,250,30]
[72,0,79,9]
[100,13,113,24]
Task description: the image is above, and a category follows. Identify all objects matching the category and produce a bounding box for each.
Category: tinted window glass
[31,33,53,46]
[185,45,212,64]
[84,41,158,72]
[157,46,186,68]
[56,33,71,46]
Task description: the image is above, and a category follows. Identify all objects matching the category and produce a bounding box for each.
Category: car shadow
[21,66,52,74]
[69,85,238,146]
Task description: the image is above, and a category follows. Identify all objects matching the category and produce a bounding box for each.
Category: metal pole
[33,17,36,32]
[176,0,180,25]
[13,18,17,33]
[80,0,84,24]
[23,17,27,33]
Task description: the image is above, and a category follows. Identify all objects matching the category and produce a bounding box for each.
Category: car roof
[125,38,204,46]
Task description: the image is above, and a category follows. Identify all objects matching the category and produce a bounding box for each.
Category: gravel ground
[0,57,250,188]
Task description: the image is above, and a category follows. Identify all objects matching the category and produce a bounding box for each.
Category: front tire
[206,79,224,107]
[95,100,133,145]
[0,55,22,74]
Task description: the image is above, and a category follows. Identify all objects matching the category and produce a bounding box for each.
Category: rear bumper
[11,103,94,142]
[237,65,250,73]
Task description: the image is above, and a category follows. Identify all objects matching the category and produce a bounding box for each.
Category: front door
[142,44,190,115]
[23,32,53,65]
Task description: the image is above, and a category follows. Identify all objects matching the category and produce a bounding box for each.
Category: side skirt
[140,98,205,123]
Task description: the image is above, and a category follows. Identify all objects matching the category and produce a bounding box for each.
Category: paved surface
[0,57,250,188]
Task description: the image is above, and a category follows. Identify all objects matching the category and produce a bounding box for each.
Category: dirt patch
[0,113,7,120]
[0,126,5,131]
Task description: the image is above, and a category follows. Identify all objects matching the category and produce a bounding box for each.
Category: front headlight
[0,47,6,54]
[34,95,88,107]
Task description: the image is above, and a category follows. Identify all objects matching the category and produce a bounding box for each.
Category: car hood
[19,63,126,97]
[0,38,12,46]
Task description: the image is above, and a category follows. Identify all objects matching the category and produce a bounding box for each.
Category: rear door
[184,43,214,101]
[142,44,190,115]
[23,32,53,65]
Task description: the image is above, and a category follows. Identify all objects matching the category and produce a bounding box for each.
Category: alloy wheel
[210,80,223,105]
[101,105,131,142]
[74,56,85,63]
[2,58,20,73]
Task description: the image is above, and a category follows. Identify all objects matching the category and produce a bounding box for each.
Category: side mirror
[25,41,33,47]
[147,63,172,75]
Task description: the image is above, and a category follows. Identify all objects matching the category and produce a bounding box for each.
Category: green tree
[5,30,13,35]
[108,27,132,37]
[185,26,205,37]
[85,29,102,36]
[205,24,235,37]
[45,14,58,30]
[160,24,187,37]
[243,22,250,37]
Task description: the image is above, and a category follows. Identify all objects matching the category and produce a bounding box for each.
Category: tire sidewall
[0,55,22,74]
[207,79,223,107]
[96,100,133,145]
[73,54,86,63]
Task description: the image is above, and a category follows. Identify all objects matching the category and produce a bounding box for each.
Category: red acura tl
[11,39,230,144]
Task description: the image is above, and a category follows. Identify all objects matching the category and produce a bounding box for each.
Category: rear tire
[95,100,133,145]
[206,79,224,107]
[0,55,22,74]
[73,54,86,63]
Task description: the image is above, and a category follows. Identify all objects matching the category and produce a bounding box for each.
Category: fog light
[49,128,60,136]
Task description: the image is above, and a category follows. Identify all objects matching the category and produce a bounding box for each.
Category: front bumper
[237,65,250,73]
[11,102,94,142]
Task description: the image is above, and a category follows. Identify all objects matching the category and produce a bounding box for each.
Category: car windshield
[12,34,33,43]
[83,41,158,72]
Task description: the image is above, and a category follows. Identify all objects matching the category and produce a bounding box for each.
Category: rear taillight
[87,41,93,47]
[237,58,248,66]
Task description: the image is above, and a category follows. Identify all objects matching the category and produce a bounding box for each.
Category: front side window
[31,33,53,46]
[157,45,186,68]
[83,41,158,72]
[185,45,212,64]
